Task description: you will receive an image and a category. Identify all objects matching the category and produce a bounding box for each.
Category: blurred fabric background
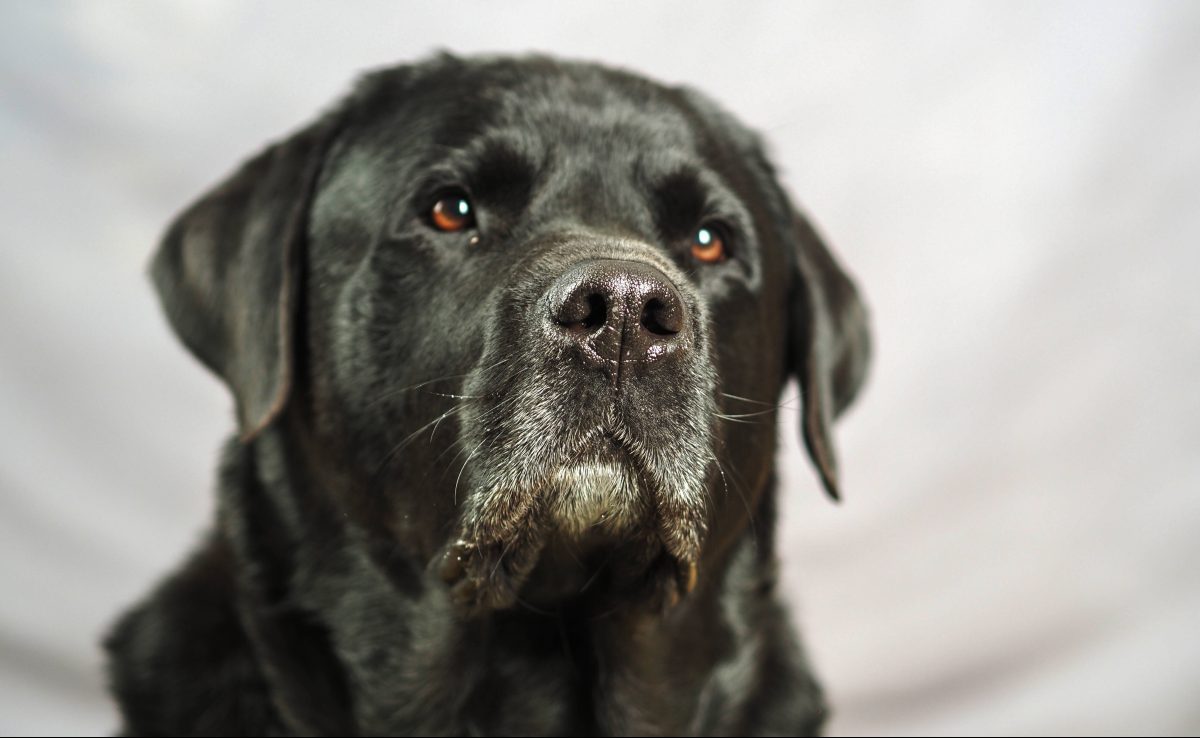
[2,1,1198,735]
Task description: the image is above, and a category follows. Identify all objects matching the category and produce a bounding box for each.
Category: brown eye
[691,223,727,263]
[430,191,474,232]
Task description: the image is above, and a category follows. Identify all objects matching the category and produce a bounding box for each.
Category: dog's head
[152,55,869,614]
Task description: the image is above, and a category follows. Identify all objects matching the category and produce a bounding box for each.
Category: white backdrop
[2,2,1198,735]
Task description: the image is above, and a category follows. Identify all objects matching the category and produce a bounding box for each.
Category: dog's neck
[215,427,819,735]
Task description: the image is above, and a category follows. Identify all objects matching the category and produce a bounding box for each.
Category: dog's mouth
[544,432,642,534]
[439,418,710,616]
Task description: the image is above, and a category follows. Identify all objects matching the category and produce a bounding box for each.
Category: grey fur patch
[546,461,642,536]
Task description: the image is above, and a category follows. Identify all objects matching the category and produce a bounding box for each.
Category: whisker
[711,412,792,426]
[715,407,788,419]
[489,531,521,581]
[428,405,458,443]
[719,392,801,412]
[711,413,761,425]
[374,403,467,475]
[365,357,510,411]
[434,436,469,466]
[719,391,789,405]
[714,446,758,548]
[453,441,486,506]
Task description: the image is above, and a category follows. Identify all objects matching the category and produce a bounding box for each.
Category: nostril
[641,298,681,337]
[580,294,607,331]
[546,259,690,374]
[557,292,607,334]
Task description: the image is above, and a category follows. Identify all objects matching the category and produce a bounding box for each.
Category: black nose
[547,260,689,382]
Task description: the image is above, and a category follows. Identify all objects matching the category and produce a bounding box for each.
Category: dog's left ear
[786,208,871,501]
[150,115,340,441]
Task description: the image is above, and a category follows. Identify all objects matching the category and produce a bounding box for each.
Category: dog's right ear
[786,208,871,502]
[151,115,340,441]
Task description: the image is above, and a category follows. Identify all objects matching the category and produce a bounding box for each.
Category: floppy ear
[151,117,339,441]
[787,208,871,501]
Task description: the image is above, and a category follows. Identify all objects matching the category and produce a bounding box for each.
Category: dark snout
[450,244,716,612]
[544,259,691,385]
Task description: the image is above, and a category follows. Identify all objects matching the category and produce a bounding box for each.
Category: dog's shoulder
[104,532,284,735]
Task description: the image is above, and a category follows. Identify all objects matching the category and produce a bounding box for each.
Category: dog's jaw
[438,441,709,617]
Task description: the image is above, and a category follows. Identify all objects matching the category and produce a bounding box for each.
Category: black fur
[106,54,870,736]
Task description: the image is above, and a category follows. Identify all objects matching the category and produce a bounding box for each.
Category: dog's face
[153,55,869,614]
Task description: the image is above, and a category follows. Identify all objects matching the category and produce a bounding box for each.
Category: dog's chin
[545,460,643,537]
[440,429,707,616]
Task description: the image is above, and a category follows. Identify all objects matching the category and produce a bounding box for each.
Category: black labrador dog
[105,54,870,736]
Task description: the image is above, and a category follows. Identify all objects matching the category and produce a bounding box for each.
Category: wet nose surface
[546,259,690,382]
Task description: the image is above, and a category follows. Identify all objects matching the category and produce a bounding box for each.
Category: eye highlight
[429,190,474,232]
[691,223,728,263]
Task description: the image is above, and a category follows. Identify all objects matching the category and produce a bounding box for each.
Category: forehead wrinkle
[530,158,654,237]
[523,128,696,237]
[448,128,545,173]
